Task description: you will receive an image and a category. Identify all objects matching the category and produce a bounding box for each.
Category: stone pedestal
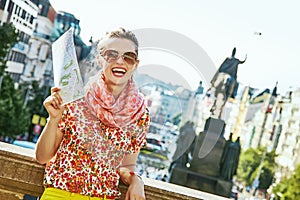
[169,166,232,197]
[170,117,233,198]
[190,117,226,177]
[216,179,233,197]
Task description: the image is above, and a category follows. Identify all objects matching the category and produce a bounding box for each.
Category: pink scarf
[85,73,146,128]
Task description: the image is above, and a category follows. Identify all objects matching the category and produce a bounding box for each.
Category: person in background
[35,28,150,200]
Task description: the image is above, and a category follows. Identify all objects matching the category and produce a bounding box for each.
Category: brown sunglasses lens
[123,52,137,65]
[103,50,137,65]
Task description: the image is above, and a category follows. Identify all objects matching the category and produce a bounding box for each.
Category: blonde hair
[97,28,139,55]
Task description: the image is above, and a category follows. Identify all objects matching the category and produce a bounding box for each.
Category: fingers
[51,94,63,109]
[44,87,63,110]
[51,87,62,97]
[125,191,129,200]
[125,190,146,200]
[51,87,63,108]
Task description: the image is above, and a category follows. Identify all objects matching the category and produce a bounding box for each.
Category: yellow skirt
[40,188,116,200]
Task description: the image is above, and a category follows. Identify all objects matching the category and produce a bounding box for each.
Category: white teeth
[112,68,126,73]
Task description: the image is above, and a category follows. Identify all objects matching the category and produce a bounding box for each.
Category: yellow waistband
[41,187,115,200]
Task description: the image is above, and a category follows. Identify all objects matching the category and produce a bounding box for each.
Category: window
[14,5,18,14]
[10,73,21,83]
[7,0,14,13]
[8,51,26,63]
[0,0,7,9]
[21,10,26,19]
[30,15,34,24]
[17,7,21,16]
[26,13,30,22]
[18,31,30,44]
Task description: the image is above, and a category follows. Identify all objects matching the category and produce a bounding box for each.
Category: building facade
[0,0,38,83]
[275,88,300,180]
[22,0,55,87]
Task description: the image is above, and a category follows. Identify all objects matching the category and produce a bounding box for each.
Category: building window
[0,0,7,9]
[10,73,21,83]
[30,15,34,24]
[14,5,18,14]
[17,6,21,16]
[7,0,14,13]
[18,31,30,44]
[19,31,24,41]
[21,10,26,19]
[40,3,49,17]
[8,51,26,63]
[26,13,30,22]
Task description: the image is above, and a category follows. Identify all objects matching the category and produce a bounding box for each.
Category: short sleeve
[126,108,150,154]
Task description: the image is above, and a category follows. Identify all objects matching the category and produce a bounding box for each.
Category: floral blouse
[43,98,150,198]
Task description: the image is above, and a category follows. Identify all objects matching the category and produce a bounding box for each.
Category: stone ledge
[0,142,229,200]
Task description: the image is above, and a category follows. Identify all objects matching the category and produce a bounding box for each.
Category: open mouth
[112,67,127,77]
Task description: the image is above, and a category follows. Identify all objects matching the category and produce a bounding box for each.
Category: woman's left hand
[125,176,145,200]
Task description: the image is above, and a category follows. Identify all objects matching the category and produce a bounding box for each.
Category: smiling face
[99,38,139,88]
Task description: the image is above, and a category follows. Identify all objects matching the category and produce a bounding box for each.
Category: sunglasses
[101,49,138,65]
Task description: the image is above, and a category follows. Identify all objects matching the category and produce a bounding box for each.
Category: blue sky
[50,0,300,95]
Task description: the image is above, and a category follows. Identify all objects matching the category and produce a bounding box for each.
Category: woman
[35,28,150,200]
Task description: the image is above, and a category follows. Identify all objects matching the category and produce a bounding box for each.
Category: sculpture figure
[215,48,246,80]
[220,136,241,181]
[170,121,196,170]
[210,48,246,118]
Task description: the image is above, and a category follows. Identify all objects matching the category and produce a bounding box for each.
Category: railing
[0,142,229,200]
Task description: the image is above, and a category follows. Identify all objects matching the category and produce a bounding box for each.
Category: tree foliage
[0,23,30,139]
[0,23,18,75]
[237,147,276,190]
[19,80,50,141]
[259,150,277,190]
[0,75,30,138]
[237,147,260,185]
[273,165,300,199]
[20,80,49,116]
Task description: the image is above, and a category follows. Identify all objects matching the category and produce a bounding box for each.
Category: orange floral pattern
[43,98,150,198]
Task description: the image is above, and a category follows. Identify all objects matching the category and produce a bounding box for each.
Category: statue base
[190,117,226,177]
[169,117,233,197]
[169,165,232,198]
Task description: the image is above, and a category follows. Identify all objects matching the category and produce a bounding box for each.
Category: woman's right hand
[43,87,64,121]
[36,87,64,164]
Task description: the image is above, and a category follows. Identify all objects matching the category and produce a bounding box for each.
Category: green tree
[24,81,49,117]
[272,177,291,200]
[237,147,276,190]
[19,80,50,141]
[273,164,300,199]
[237,147,260,185]
[0,23,30,140]
[0,23,18,75]
[0,75,30,138]
[260,150,277,190]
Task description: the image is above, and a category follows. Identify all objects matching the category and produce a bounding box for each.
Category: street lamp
[39,69,52,113]
[23,84,32,108]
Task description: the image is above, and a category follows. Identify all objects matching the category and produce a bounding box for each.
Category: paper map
[52,28,84,105]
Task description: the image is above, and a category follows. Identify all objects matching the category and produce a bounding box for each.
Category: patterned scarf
[85,72,146,128]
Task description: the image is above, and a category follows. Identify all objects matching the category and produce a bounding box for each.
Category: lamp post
[252,149,267,196]
[40,69,52,113]
[0,75,3,94]
[23,83,32,108]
